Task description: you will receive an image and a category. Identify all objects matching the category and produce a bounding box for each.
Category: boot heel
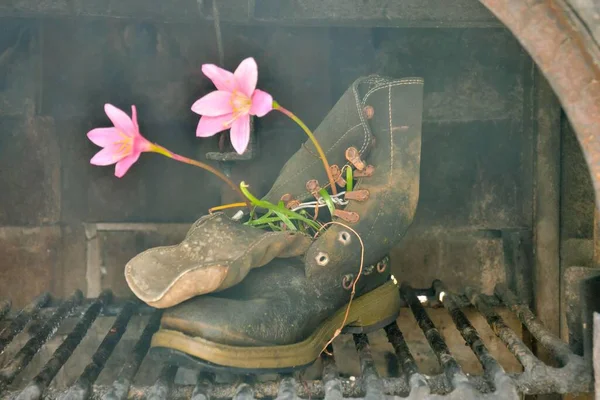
[342,281,401,334]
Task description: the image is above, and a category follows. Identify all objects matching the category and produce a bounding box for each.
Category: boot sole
[150,280,400,370]
[149,347,316,374]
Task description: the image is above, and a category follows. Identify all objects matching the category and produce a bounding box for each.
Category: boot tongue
[262,78,375,204]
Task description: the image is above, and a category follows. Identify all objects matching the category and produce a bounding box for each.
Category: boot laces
[290,192,349,212]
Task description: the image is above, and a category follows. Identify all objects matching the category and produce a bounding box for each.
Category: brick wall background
[0,15,549,305]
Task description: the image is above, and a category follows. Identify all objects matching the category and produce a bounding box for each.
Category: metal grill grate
[0,281,593,400]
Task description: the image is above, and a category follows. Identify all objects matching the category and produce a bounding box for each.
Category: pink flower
[87,104,154,178]
[191,57,273,154]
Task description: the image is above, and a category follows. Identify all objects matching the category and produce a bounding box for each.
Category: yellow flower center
[113,131,133,161]
[224,90,251,127]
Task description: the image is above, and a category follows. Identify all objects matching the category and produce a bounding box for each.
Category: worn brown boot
[149,75,424,371]
[124,74,418,309]
[150,256,397,372]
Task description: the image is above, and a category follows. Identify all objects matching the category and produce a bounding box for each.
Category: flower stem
[209,202,248,213]
[272,101,338,195]
[150,144,252,210]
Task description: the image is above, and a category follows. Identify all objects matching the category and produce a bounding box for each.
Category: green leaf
[319,188,336,217]
[346,167,353,192]
[246,210,274,226]
[274,210,297,231]
[240,182,322,231]
[246,216,288,225]
[267,222,283,231]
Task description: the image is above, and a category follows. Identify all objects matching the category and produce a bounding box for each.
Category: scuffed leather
[304,77,424,286]
[262,80,375,204]
[125,213,311,308]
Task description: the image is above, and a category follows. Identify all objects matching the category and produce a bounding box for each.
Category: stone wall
[0,16,540,305]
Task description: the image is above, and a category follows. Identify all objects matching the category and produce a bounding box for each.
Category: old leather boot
[123,74,408,308]
[149,75,424,371]
[150,256,397,372]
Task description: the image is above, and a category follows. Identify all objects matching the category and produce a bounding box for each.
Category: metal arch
[477,0,600,211]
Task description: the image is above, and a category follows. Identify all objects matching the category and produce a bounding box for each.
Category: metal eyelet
[316,252,329,266]
[337,231,351,245]
[342,274,354,290]
[362,264,375,276]
[377,260,387,273]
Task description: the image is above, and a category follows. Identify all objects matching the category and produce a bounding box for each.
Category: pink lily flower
[192,57,273,154]
[87,104,154,178]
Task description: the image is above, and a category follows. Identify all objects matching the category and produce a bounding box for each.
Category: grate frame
[0,281,593,400]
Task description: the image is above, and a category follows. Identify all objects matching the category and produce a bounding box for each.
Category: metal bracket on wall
[205,116,258,176]
[201,0,258,176]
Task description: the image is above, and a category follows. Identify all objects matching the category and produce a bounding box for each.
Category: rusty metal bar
[16,291,112,400]
[232,383,255,400]
[383,322,430,394]
[2,302,155,322]
[495,284,572,365]
[384,322,418,380]
[322,351,343,400]
[0,291,83,391]
[466,286,538,370]
[190,372,212,400]
[146,365,178,400]
[101,311,162,400]
[275,377,296,400]
[470,286,593,395]
[353,334,384,400]
[400,283,467,388]
[60,301,137,400]
[532,68,562,372]
[436,283,503,375]
[0,292,51,355]
[436,281,514,395]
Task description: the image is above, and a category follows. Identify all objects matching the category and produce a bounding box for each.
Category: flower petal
[250,89,273,117]
[230,114,250,154]
[191,91,234,117]
[131,105,139,132]
[133,135,154,153]
[115,152,141,178]
[104,104,136,135]
[234,58,258,97]
[90,145,123,166]
[196,114,234,137]
[202,64,235,92]
[87,127,121,147]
